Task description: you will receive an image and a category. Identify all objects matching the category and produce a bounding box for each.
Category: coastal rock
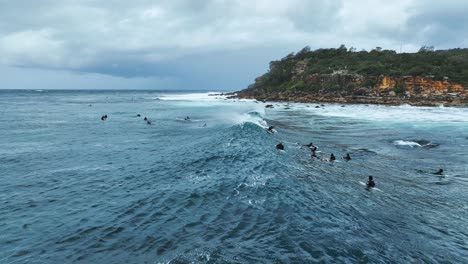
[235,47,468,106]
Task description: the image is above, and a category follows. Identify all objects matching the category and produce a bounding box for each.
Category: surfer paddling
[276,142,285,150]
[343,153,351,161]
[366,176,375,188]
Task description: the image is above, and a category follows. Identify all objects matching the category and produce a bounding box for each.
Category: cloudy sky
[1,0,467,90]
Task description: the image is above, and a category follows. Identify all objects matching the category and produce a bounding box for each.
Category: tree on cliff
[244,45,468,93]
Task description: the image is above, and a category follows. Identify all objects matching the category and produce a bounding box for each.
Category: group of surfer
[275,139,376,187]
[269,126,445,189]
[137,114,153,125]
[102,114,207,127]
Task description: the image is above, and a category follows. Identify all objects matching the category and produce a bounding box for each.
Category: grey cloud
[0,0,467,90]
[403,0,468,48]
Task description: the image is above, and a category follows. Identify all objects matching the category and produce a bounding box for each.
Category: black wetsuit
[367,180,375,187]
[330,154,336,161]
[276,143,284,150]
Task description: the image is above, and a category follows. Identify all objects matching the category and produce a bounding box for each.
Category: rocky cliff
[236,46,468,106]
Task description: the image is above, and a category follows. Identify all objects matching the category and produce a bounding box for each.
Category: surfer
[101,114,107,121]
[137,114,141,117]
[330,153,336,161]
[144,117,148,121]
[184,116,190,121]
[276,142,284,150]
[366,176,375,188]
[303,143,315,148]
[311,148,318,158]
[343,153,351,161]
[266,126,275,133]
[147,121,152,125]
[433,169,444,175]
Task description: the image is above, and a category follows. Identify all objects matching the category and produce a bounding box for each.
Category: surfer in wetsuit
[184,116,190,121]
[367,176,375,188]
[434,169,444,175]
[304,142,315,148]
[276,142,284,150]
[266,126,275,133]
[311,147,318,158]
[144,117,148,121]
[330,153,336,161]
[344,153,351,161]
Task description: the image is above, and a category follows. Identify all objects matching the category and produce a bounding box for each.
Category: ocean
[0,90,467,263]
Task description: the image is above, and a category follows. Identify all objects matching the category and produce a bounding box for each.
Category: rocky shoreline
[232,92,468,107]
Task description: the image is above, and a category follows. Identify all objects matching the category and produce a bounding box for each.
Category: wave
[393,140,439,148]
[393,140,422,147]
[247,111,264,119]
[233,112,267,128]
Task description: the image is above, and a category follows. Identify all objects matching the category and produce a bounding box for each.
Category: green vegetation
[252,45,468,90]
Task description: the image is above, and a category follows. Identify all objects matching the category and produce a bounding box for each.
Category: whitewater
[0,90,467,263]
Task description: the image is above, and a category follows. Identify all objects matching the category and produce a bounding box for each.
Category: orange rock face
[377,76,465,95]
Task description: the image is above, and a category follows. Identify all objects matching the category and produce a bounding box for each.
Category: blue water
[1,90,467,263]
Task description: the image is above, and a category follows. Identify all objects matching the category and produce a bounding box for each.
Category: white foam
[158,92,227,101]
[299,103,468,124]
[393,140,422,147]
[226,111,268,128]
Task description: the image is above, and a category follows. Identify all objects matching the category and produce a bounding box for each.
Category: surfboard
[359,181,382,192]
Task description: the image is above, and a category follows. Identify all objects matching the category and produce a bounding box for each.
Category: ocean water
[0,90,467,263]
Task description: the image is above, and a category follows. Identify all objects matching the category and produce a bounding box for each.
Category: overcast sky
[1,0,467,90]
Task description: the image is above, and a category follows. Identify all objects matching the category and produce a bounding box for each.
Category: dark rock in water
[413,139,439,148]
[355,148,378,154]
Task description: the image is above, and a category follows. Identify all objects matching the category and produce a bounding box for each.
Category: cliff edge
[236,46,468,106]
